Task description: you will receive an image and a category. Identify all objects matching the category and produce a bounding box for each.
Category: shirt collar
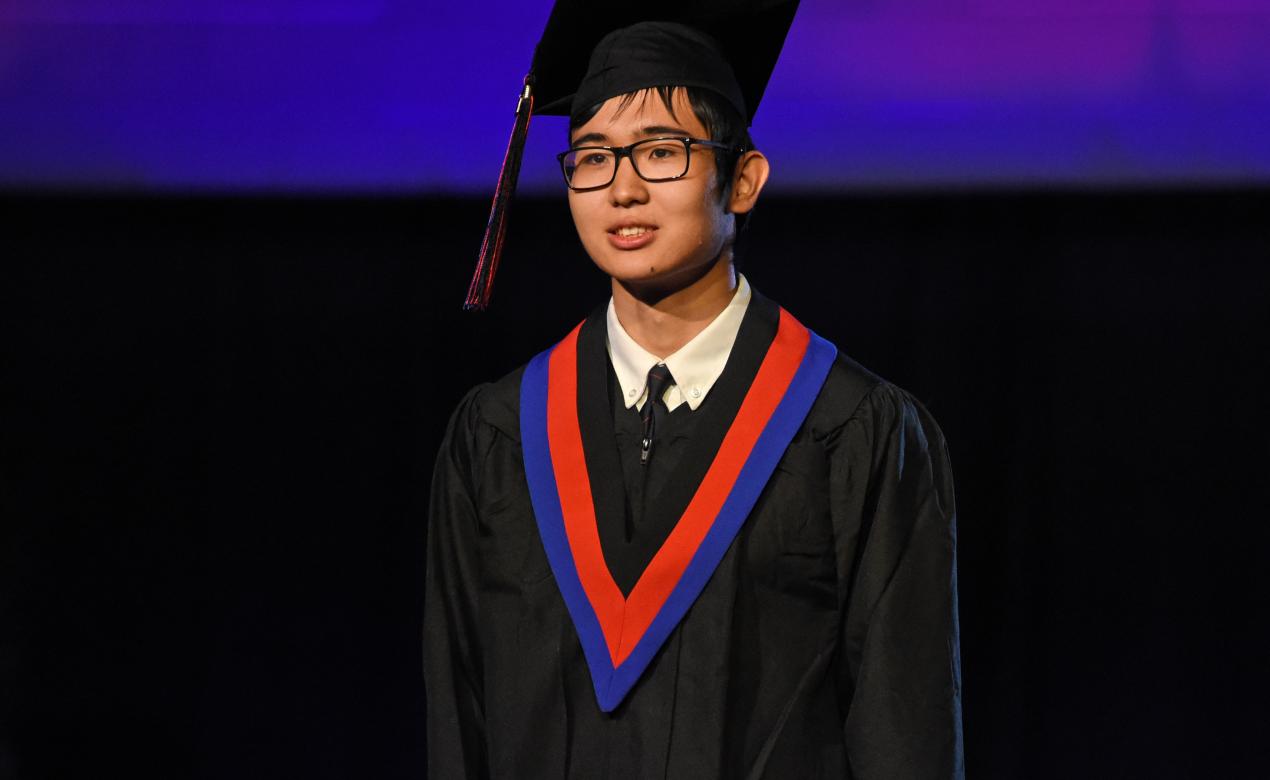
[606,274,752,412]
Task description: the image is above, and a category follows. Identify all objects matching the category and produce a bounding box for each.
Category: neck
[611,256,737,359]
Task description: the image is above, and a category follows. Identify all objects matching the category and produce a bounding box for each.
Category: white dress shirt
[606,275,752,413]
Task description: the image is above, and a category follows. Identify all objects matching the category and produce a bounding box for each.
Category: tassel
[464,76,535,311]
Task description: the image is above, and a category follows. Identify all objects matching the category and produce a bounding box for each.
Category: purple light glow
[1,0,1267,191]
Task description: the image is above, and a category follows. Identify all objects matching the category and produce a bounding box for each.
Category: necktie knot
[644,363,675,411]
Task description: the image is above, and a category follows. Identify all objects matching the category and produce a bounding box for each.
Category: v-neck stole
[521,304,838,712]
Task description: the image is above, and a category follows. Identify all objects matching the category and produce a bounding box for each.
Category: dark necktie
[640,363,675,466]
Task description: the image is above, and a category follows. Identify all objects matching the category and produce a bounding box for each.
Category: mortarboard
[464,0,801,310]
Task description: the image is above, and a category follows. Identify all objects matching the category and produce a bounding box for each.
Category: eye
[649,143,685,158]
[581,153,610,166]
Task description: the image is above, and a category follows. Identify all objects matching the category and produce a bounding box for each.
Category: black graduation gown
[424,293,963,779]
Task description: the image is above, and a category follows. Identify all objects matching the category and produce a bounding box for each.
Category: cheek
[664,187,715,239]
[680,186,727,249]
[568,197,602,242]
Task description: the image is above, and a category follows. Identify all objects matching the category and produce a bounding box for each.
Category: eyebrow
[571,125,694,147]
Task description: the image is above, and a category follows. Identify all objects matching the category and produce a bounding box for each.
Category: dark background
[3,189,1269,778]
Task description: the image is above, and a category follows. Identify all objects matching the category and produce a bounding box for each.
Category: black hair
[568,86,756,231]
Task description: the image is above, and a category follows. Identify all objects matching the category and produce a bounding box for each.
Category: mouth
[611,224,655,237]
[607,223,658,250]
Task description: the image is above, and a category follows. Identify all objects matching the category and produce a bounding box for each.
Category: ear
[727,150,770,215]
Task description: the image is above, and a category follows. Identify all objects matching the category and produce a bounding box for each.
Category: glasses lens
[632,139,689,181]
[562,148,615,189]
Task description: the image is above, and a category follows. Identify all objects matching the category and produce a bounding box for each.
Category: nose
[608,152,649,207]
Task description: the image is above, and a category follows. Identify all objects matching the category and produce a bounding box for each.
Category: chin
[598,251,678,282]
[614,259,725,297]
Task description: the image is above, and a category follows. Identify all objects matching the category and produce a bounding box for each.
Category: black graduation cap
[463,0,801,310]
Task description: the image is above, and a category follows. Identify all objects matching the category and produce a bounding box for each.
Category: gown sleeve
[831,383,964,779]
[423,386,491,779]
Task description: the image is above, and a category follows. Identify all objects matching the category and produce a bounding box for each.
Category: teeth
[617,226,650,237]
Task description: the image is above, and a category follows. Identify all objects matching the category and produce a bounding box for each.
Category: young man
[426,5,963,778]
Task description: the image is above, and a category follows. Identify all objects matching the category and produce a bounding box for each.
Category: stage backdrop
[3,0,1270,191]
[5,1,1270,777]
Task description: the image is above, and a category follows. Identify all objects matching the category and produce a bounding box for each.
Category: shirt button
[628,389,636,397]
[691,387,702,399]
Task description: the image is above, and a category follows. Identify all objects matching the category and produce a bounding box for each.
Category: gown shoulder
[446,363,526,446]
[808,347,950,461]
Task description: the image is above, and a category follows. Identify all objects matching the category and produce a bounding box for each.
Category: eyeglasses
[557,136,740,191]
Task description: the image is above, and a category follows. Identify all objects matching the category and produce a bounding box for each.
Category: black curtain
[3,190,1268,778]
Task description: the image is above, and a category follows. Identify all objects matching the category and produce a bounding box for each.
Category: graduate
[425,2,963,777]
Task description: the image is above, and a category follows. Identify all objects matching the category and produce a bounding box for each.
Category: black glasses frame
[556,136,742,192]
